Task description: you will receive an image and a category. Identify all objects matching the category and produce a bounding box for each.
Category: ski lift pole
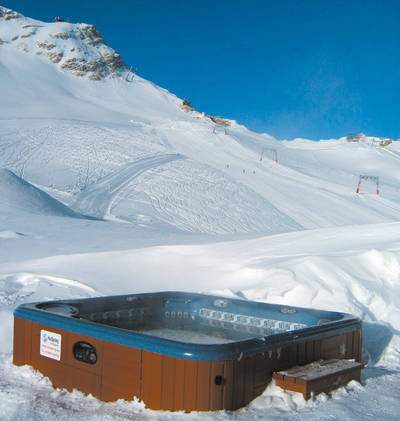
[125,66,137,82]
[356,176,362,194]
[260,148,278,163]
[125,66,132,82]
[356,175,380,195]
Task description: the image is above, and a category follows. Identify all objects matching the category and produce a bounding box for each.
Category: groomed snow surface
[1,6,400,421]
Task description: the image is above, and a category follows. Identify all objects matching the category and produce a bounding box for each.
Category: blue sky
[3,0,400,140]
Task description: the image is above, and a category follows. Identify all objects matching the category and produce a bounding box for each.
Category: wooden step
[273,359,364,400]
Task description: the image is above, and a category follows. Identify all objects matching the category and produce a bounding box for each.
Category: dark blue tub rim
[13,291,362,361]
[17,291,359,324]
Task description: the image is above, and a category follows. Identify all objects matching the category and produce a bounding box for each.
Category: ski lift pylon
[260,148,278,163]
[356,175,380,195]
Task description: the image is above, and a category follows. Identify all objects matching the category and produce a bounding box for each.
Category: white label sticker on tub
[40,330,61,361]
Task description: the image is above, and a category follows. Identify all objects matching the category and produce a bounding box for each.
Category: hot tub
[13,291,362,411]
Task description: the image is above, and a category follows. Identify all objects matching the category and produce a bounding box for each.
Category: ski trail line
[74,153,184,218]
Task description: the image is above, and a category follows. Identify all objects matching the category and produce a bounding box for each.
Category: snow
[0,230,21,239]
[0,168,86,218]
[276,359,363,381]
[1,6,400,420]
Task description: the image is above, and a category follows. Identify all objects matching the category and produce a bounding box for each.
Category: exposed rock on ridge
[0,6,127,81]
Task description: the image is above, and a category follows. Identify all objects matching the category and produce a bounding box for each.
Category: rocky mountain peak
[0,7,128,80]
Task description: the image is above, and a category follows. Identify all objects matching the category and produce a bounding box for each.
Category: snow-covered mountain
[0,6,126,80]
[1,6,400,421]
[1,5,400,234]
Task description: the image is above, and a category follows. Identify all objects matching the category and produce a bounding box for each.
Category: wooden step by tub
[273,359,364,400]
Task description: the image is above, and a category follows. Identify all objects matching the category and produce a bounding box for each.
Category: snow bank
[0,168,87,218]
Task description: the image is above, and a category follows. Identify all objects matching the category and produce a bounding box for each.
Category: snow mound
[0,272,97,354]
[0,168,90,218]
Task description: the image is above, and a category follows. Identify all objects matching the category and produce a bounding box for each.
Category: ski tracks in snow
[73,153,184,219]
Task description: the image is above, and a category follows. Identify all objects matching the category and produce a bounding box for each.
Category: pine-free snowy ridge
[1,5,400,421]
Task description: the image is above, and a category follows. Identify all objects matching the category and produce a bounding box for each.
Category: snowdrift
[0,168,88,219]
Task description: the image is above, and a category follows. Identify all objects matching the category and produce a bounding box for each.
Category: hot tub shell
[13,292,362,411]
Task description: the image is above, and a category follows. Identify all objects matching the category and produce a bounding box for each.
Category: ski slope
[74,153,184,219]
[1,6,400,421]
